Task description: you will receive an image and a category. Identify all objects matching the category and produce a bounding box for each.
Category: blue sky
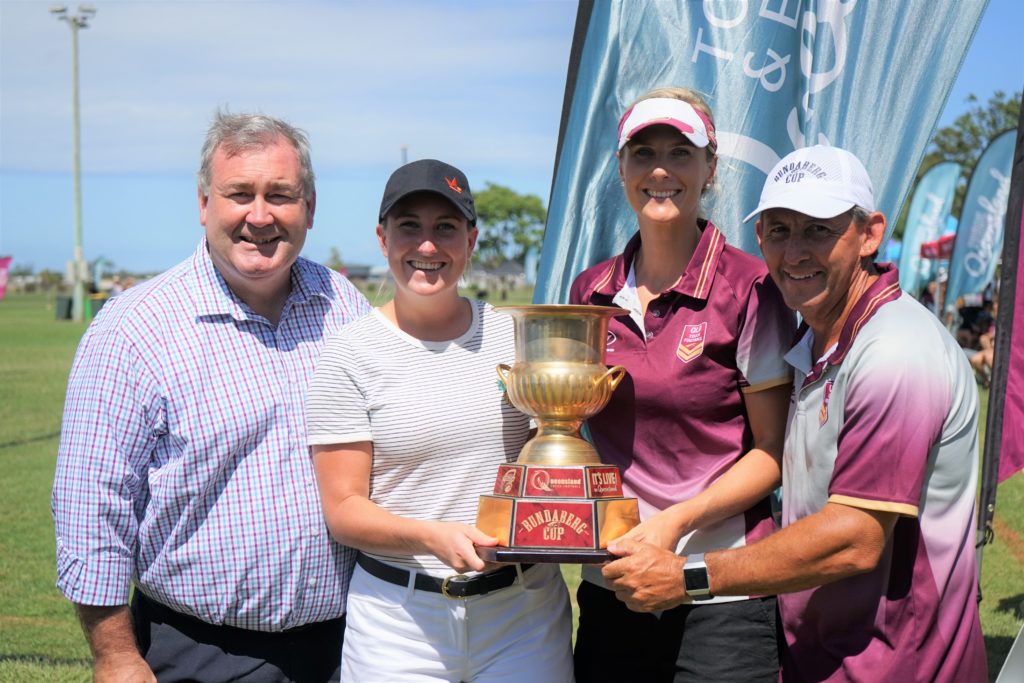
[1,0,1021,273]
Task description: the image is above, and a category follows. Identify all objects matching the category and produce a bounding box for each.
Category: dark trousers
[131,591,345,683]
[573,580,779,683]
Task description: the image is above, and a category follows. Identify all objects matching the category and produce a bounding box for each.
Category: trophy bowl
[476,305,640,563]
[497,361,625,464]
[498,361,624,419]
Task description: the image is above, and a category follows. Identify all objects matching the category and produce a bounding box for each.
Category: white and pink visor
[617,98,717,152]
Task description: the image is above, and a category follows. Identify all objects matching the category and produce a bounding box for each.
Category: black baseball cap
[378,159,476,224]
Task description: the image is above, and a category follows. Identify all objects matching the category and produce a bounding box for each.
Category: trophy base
[476,463,639,564]
[477,545,613,564]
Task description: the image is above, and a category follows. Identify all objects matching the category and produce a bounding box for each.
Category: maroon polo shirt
[569,221,795,557]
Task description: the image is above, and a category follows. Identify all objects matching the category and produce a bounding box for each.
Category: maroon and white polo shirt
[777,265,987,681]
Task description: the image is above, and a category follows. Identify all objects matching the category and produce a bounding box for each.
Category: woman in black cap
[306,159,574,681]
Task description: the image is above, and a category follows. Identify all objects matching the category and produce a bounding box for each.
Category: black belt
[131,590,341,637]
[356,553,534,599]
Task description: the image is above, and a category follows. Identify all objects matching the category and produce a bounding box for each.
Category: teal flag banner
[898,162,961,297]
[945,129,1016,313]
[538,0,987,303]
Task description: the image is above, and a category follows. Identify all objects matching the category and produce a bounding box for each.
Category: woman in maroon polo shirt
[569,87,795,682]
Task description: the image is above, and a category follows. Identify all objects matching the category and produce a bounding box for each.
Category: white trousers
[341,562,575,682]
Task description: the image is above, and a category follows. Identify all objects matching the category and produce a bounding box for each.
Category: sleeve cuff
[55,539,133,606]
[307,431,373,446]
[828,494,918,518]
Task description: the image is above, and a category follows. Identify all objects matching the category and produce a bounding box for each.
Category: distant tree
[896,90,1021,237]
[8,263,34,293]
[325,247,346,272]
[38,269,65,292]
[925,91,1020,178]
[473,183,546,269]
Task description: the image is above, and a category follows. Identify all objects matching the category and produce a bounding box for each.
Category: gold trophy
[476,305,640,563]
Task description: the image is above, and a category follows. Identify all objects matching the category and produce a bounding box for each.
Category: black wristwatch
[683,553,713,600]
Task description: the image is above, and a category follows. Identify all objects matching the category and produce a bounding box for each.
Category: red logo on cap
[445,176,463,193]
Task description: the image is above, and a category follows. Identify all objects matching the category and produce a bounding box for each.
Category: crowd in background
[914,272,997,386]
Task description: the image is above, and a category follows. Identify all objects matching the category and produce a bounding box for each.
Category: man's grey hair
[198,111,315,200]
[850,205,880,260]
[851,205,872,225]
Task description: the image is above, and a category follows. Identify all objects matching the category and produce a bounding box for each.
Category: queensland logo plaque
[476,305,640,563]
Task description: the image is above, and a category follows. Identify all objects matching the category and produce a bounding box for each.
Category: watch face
[684,565,710,594]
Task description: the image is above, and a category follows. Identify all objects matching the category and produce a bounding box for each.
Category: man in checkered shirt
[52,112,371,681]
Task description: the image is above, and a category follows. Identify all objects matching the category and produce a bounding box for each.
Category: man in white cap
[603,145,988,682]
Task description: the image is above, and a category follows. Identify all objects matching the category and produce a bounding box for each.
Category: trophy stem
[517,418,600,466]
[536,418,583,439]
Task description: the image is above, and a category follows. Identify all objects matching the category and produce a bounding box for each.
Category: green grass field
[1,291,1021,681]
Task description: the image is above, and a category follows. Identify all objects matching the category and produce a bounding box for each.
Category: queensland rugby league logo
[676,322,707,363]
[819,379,834,426]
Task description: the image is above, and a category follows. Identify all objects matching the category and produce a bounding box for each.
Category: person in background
[969,299,997,386]
[955,294,987,349]
[568,87,795,682]
[307,159,574,682]
[52,111,371,682]
[919,279,937,314]
[606,145,987,682]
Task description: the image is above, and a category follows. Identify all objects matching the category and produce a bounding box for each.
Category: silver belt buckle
[441,574,470,599]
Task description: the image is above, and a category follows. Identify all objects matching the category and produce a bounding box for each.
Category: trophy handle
[496,363,513,383]
[601,365,627,391]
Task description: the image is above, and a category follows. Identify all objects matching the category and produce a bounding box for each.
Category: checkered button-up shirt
[52,241,371,631]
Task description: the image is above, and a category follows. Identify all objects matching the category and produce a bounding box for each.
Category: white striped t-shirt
[306,299,529,576]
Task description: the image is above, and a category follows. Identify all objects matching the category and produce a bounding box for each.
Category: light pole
[50,4,96,322]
